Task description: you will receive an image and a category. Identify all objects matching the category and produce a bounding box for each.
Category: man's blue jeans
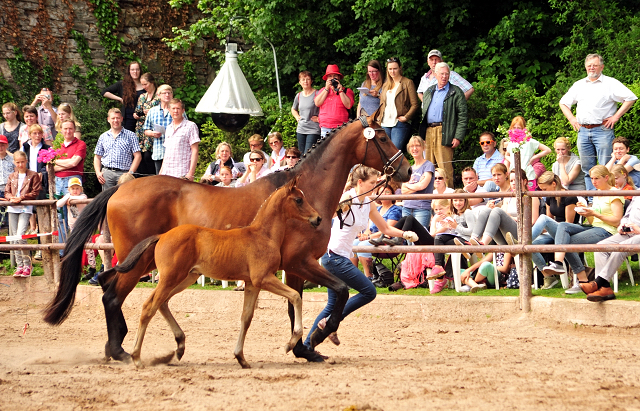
[383,121,412,152]
[304,252,376,347]
[577,125,614,191]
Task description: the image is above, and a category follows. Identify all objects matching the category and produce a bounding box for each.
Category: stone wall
[0,0,216,102]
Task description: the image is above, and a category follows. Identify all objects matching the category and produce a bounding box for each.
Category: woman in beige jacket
[377,57,420,151]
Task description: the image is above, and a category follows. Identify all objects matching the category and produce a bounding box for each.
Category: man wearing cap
[30,88,58,135]
[419,62,468,187]
[159,99,200,180]
[0,135,15,227]
[417,50,474,101]
[559,53,637,192]
[314,64,355,137]
[95,108,141,190]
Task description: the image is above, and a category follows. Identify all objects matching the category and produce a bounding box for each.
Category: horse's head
[350,116,412,183]
[282,176,322,228]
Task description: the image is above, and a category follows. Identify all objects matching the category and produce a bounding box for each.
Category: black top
[547,195,579,223]
[102,81,144,132]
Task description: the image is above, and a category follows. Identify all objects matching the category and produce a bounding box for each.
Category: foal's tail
[43,186,120,325]
[114,235,161,274]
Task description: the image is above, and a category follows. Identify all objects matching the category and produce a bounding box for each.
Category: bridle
[336,116,406,228]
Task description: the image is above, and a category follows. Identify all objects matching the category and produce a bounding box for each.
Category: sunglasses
[387,57,400,63]
[249,143,262,148]
[286,156,299,159]
[479,141,493,146]
[269,141,280,145]
[434,176,444,181]
[249,157,263,162]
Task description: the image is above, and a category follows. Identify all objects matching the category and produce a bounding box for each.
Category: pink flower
[37,148,66,164]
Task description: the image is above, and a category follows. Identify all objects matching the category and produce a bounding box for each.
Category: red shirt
[318,88,355,129]
[55,138,87,178]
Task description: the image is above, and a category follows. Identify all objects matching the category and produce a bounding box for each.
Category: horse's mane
[261,119,358,189]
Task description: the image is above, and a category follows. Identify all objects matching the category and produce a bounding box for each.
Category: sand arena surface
[1,278,640,410]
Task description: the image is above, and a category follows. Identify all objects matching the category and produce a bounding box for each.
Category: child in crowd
[428,199,469,293]
[57,178,96,278]
[6,150,41,277]
[503,116,551,190]
[218,166,235,187]
[611,164,635,200]
[605,137,640,189]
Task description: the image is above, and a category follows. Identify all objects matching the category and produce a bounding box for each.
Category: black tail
[114,235,161,274]
[43,186,120,325]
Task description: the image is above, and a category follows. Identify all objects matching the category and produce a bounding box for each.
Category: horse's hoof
[284,343,293,353]
[293,343,325,363]
[112,351,132,363]
[176,348,185,361]
[133,358,144,369]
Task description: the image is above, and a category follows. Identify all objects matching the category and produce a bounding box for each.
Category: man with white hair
[559,53,636,192]
[419,62,468,187]
[417,49,474,101]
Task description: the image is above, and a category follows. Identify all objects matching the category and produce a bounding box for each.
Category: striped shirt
[160,119,200,178]
[95,128,140,170]
[143,105,188,161]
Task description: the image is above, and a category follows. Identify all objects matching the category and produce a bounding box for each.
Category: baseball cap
[68,177,83,188]
[427,49,442,59]
[0,135,8,144]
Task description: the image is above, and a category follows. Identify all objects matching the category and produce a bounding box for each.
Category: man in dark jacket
[419,62,468,187]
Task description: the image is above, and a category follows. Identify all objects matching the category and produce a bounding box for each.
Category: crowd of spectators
[1,51,638,302]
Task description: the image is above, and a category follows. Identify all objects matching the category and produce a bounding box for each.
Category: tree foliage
[164,0,640,178]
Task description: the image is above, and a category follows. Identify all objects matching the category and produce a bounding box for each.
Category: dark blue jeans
[304,252,377,347]
[297,133,320,154]
[383,121,412,152]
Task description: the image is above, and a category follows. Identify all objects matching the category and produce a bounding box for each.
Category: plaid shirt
[95,128,140,170]
[160,119,200,178]
[417,70,473,94]
[0,152,15,188]
[143,106,188,161]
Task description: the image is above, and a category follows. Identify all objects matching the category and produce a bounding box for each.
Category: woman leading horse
[44,116,411,364]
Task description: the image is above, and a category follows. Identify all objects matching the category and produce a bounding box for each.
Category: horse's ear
[285,175,300,192]
[369,107,382,125]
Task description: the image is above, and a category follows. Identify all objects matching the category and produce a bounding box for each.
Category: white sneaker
[565,283,582,294]
[543,261,566,276]
[459,285,471,292]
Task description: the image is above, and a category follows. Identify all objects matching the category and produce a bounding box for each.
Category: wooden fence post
[513,152,532,312]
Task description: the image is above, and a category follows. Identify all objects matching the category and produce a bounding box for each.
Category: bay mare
[113,177,322,369]
[44,117,412,363]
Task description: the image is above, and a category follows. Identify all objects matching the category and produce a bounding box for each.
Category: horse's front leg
[234,282,259,369]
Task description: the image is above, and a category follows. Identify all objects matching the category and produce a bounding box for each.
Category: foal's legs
[257,274,304,353]
[130,269,196,368]
[157,272,201,361]
[234,282,260,369]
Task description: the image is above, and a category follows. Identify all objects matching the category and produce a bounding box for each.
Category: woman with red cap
[314,64,355,137]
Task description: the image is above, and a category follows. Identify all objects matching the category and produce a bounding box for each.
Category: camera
[330,78,340,92]
[622,226,632,233]
[135,108,145,118]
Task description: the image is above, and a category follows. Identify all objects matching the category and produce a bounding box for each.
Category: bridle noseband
[335,116,407,228]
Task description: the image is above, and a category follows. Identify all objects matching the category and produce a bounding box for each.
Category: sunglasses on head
[249,157,263,162]
[386,57,399,63]
[479,140,493,146]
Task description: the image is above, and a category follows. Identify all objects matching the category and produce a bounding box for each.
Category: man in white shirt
[559,53,637,191]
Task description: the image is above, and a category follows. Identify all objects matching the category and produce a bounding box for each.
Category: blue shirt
[370,204,402,234]
[473,149,504,182]
[403,160,435,210]
[0,152,15,188]
[95,128,140,170]
[426,82,449,123]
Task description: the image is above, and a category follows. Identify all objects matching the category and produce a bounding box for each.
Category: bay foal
[114,177,321,368]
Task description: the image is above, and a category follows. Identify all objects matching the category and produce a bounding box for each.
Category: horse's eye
[379,136,388,142]
[295,197,303,205]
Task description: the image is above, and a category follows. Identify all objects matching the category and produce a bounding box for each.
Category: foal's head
[277,176,322,228]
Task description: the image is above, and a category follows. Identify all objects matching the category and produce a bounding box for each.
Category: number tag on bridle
[363,127,376,140]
